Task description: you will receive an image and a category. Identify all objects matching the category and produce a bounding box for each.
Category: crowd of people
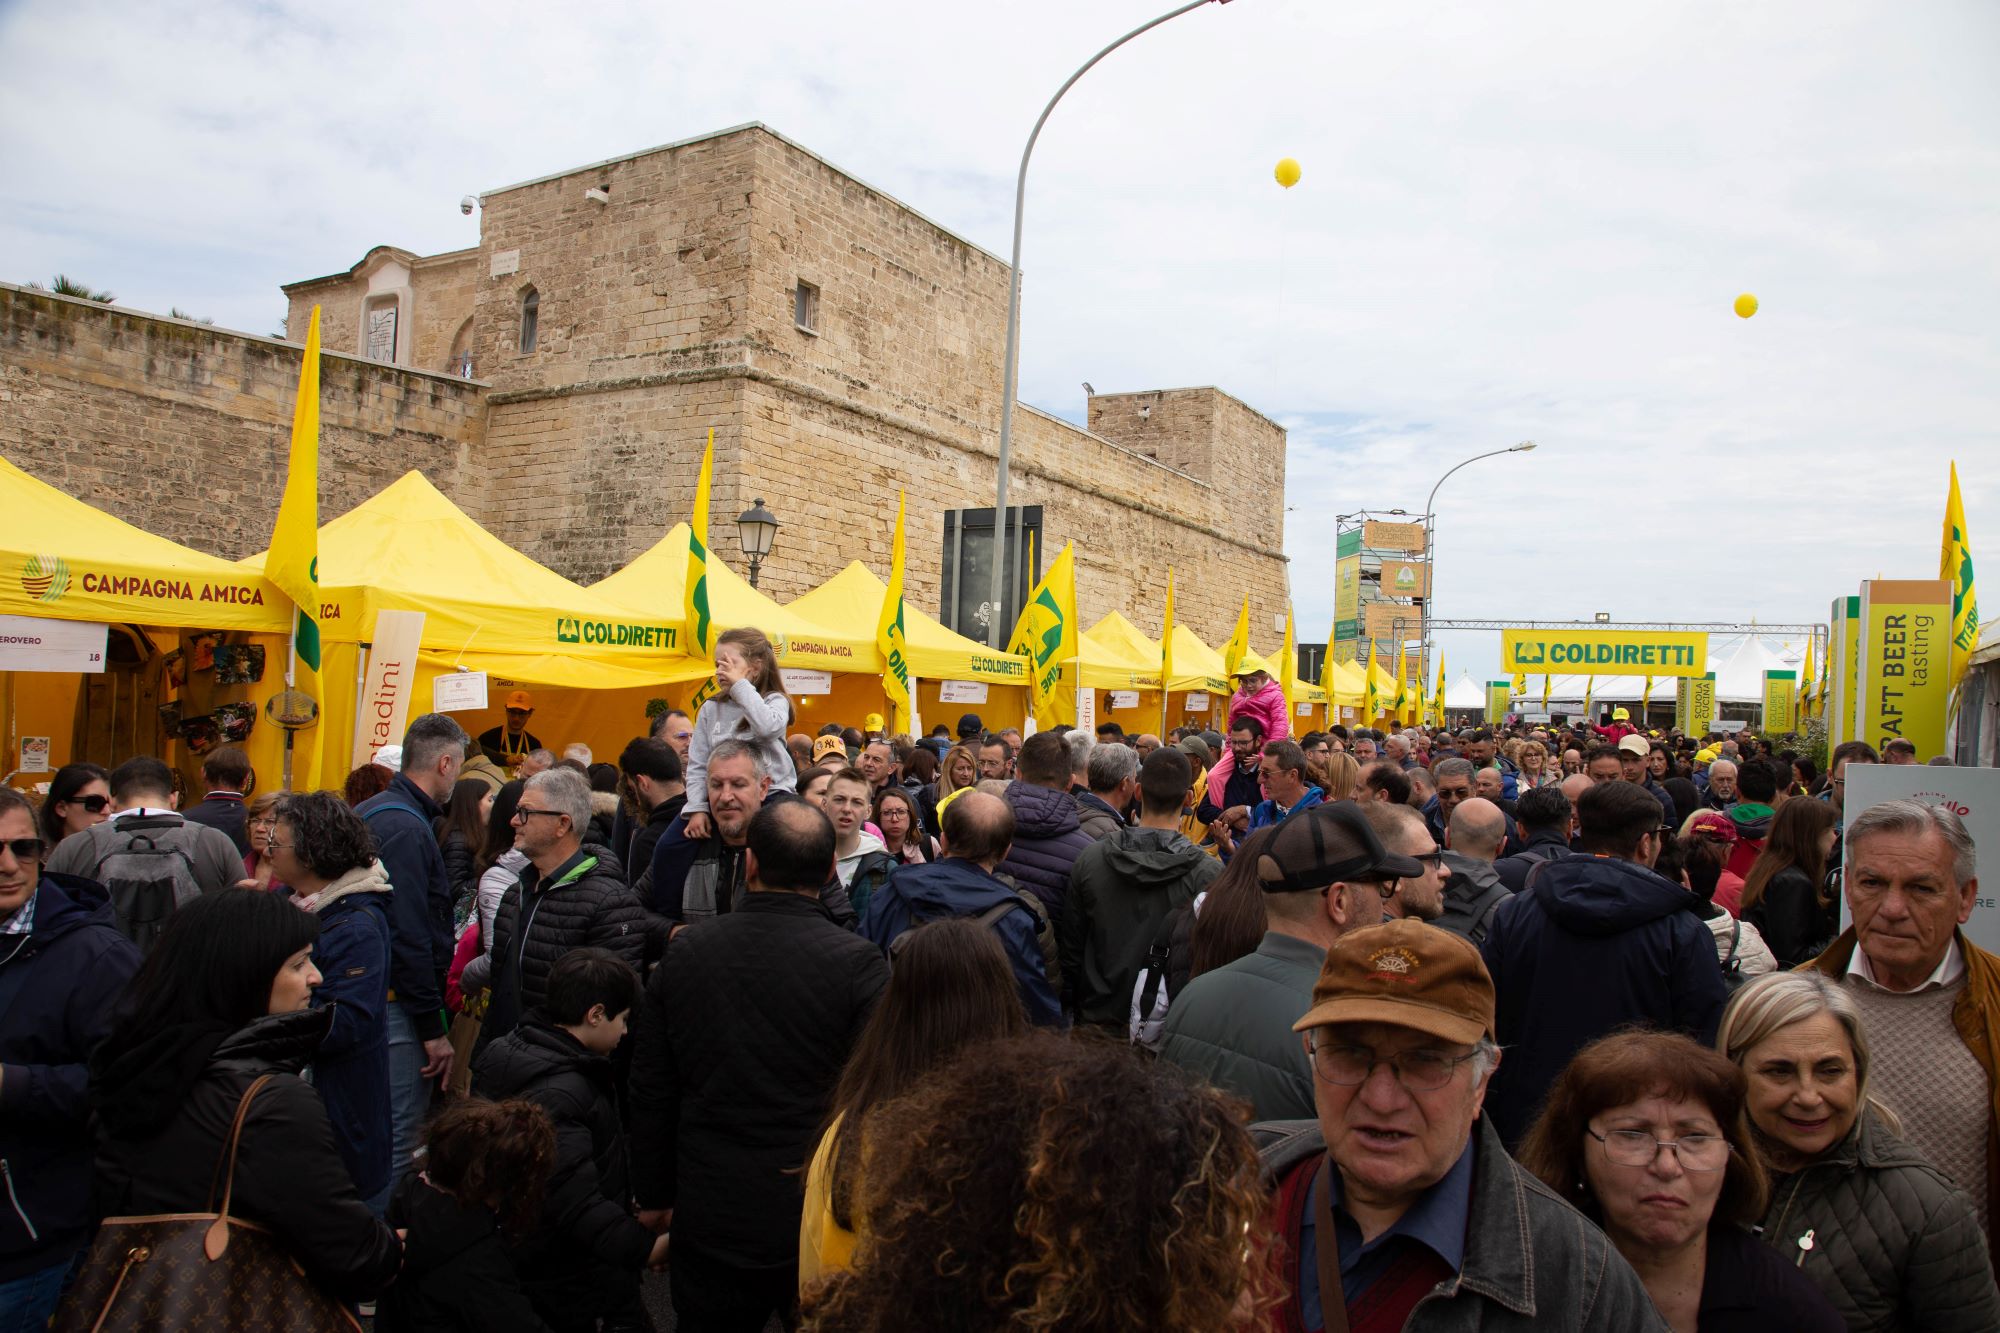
[1,636,1993,1332]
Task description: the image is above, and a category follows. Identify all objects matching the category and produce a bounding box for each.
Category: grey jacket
[1158,930,1321,1122]
[1255,1117,1668,1332]
[1760,1111,2000,1333]
[1435,851,1510,947]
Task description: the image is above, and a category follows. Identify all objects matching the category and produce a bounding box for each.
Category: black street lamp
[736,497,780,588]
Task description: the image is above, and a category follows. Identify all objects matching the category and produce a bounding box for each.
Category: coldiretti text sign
[1502,629,1709,677]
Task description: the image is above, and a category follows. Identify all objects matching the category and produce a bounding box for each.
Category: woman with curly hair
[265,790,397,1210]
[801,1032,1276,1332]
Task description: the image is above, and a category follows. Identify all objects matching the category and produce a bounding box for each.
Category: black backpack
[88,821,202,954]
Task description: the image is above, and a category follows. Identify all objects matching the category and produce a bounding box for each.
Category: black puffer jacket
[996,781,1094,920]
[377,1173,549,1333]
[471,1016,652,1299]
[629,892,888,1269]
[477,845,648,1049]
[89,1007,402,1304]
[1760,1110,2000,1333]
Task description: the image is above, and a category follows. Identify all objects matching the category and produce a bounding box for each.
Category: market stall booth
[1069,613,1164,736]
[0,454,290,795]
[240,471,692,788]
[786,563,1029,735]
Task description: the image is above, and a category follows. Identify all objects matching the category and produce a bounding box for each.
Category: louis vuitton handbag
[53,1074,363,1332]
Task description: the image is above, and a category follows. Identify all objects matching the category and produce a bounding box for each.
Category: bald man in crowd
[1438,797,1511,945]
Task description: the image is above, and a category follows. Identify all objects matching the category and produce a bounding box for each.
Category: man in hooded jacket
[1059,748,1222,1031]
[1478,778,1728,1148]
[995,733,1094,922]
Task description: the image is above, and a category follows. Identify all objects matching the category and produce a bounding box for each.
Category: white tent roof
[1445,673,1487,710]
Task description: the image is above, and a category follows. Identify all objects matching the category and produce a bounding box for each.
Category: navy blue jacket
[1480,854,1729,1148]
[0,874,141,1280]
[310,885,394,1201]
[995,781,1093,922]
[862,858,1060,1026]
[357,775,454,1041]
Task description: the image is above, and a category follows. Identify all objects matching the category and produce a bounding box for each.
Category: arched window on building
[518,287,539,354]
[446,317,474,378]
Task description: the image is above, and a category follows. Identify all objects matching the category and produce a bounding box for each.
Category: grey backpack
[88,819,204,953]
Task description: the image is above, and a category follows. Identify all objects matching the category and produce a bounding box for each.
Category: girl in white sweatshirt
[681,626,796,840]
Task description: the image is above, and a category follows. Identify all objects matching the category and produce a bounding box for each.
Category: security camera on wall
[460,196,476,215]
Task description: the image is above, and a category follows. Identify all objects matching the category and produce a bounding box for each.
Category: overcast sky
[3,0,1994,684]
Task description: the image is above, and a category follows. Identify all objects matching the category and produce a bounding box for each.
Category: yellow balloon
[1274,157,1302,189]
[1734,293,1758,319]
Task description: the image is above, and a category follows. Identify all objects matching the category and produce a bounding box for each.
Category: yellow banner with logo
[1501,629,1708,677]
[877,492,913,731]
[1009,542,1079,729]
[1485,681,1510,724]
[1858,579,1951,757]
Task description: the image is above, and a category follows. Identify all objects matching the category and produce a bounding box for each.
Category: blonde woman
[1716,973,1999,1332]
[1320,751,1360,802]
[918,742,980,841]
[1514,740,1556,791]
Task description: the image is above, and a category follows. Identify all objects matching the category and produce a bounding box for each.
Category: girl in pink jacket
[1203,672,1291,808]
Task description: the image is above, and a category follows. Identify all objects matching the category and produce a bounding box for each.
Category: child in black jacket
[472,947,666,1332]
[376,1099,556,1333]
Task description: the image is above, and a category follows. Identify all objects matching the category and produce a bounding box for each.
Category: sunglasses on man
[1,837,46,862]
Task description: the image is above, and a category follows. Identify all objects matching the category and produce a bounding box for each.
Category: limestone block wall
[0,284,486,559]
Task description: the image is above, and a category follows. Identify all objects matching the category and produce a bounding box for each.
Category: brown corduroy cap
[1292,918,1496,1045]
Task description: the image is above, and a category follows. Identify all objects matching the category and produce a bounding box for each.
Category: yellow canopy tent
[786,563,1029,735]
[594,530,899,736]
[1069,612,1164,736]
[240,471,690,787]
[0,453,290,790]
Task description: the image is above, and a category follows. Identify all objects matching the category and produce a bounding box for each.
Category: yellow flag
[1392,641,1410,719]
[1541,673,1553,709]
[1433,656,1448,726]
[1158,571,1176,735]
[1943,461,1979,696]
[1641,675,1654,719]
[1278,605,1299,716]
[264,306,325,785]
[1804,636,1823,718]
[685,430,716,660]
[1363,640,1382,721]
[1222,597,1251,679]
[1319,614,1338,701]
[877,492,913,731]
[1584,675,1597,720]
[1510,669,1527,699]
[1009,542,1079,729]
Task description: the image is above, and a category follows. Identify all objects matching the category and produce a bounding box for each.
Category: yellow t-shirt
[798,1115,858,1293]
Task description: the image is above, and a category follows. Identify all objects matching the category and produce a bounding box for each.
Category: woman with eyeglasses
[37,762,110,848]
[238,791,287,892]
[1716,973,2000,1332]
[1519,1030,1842,1332]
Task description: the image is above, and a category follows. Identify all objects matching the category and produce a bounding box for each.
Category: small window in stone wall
[519,287,540,354]
[794,280,819,335]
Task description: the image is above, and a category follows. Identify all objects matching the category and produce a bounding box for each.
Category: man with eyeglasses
[1362,802,1449,924]
[1478,779,1729,1149]
[0,787,140,1326]
[465,766,646,1051]
[1159,803,1422,1122]
[1255,919,1662,1332]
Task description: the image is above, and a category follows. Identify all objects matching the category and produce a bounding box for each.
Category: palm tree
[169,307,214,324]
[27,275,115,302]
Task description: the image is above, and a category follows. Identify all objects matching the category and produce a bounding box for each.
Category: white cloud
[2,0,1995,680]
